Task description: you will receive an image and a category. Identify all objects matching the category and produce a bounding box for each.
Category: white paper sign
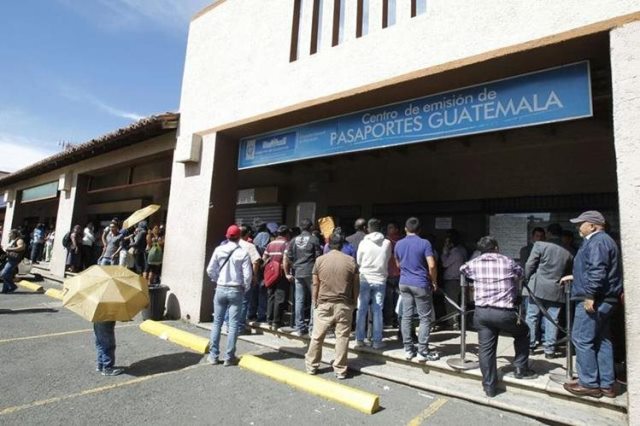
[489,215,528,259]
[435,217,452,230]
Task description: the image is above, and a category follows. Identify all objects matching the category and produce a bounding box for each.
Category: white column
[340,0,357,43]
[368,0,384,34]
[49,173,78,277]
[319,0,334,50]
[395,0,412,24]
[1,189,16,246]
[297,0,314,58]
[611,20,640,426]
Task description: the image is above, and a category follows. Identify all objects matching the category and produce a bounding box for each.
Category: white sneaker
[372,341,386,350]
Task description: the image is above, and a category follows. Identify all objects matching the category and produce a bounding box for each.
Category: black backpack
[62,232,72,248]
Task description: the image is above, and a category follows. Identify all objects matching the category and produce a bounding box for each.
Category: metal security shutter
[235,204,284,227]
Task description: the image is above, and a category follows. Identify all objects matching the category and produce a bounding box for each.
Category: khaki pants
[305,302,353,375]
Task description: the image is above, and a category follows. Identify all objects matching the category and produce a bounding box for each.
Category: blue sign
[238,61,592,169]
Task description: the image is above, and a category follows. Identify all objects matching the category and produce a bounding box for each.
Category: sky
[0,0,214,173]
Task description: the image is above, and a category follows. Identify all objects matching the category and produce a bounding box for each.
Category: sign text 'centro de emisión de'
[238,61,592,169]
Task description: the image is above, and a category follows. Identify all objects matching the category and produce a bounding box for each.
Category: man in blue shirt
[561,211,622,399]
[394,217,439,362]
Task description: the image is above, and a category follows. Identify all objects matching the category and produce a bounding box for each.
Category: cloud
[58,0,213,33]
[59,85,145,121]
[0,134,57,173]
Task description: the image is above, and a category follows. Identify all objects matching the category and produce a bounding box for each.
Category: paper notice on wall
[435,217,452,230]
[489,215,528,260]
[296,202,316,227]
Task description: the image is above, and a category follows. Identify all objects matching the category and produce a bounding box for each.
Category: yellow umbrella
[122,204,161,229]
[62,265,150,322]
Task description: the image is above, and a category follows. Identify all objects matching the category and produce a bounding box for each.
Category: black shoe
[102,367,124,376]
[529,348,536,356]
[514,367,537,379]
[544,352,556,360]
[484,387,496,398]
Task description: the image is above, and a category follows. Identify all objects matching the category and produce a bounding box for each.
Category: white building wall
[611,21,640,425]
[178,0,639,140]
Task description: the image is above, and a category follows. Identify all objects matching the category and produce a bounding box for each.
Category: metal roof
[0,113,179,186]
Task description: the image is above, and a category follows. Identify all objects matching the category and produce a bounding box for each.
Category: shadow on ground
[125,352,205,377]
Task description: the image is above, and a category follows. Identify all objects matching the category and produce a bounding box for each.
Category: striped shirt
[264,238,288,262]
[459,252,523,309]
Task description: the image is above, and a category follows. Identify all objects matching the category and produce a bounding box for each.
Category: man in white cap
[561,211,622,398]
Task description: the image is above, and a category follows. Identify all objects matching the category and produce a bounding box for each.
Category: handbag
[147,243,163,265]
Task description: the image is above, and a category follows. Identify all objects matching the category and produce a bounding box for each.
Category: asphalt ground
[0,289,546,425]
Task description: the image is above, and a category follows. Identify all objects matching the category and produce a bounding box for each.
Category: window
[383,0,396,28]
[310,0,323,54]
[332,0,346,46]
[412,0,427,17]
[356,0,370,37]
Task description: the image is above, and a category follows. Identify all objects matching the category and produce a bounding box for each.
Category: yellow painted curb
[239,354,380,414]
[16,280,44,293]
[139,320,210,354]
[44,288,64,300]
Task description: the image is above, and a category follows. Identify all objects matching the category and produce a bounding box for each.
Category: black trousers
[442,279,461,326]
[266,278,289,327]
[474,306,530,391]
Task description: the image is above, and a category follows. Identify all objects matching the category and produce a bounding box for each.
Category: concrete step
[219,323,627,425]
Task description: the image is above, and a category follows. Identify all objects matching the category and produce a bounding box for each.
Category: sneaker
[416,351,440,362]
[306,368,317,375]
[102,367,124,376]
[292,330,307,337]
[354,340,366,349]
[405,350,417,360]
[223,358,238,367]
[95,365,103,373]
[544,352,556,360]
[335,373,347,380]
[372,341,386,350]
[208,356,221,365]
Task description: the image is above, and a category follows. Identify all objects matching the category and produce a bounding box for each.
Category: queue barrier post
[446,274,479,371]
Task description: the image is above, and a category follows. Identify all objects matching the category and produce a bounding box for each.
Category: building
[163,0,639,421]
[0,113,178,275]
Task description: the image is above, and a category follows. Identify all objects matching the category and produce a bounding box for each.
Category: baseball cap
[569,210,605,226]
[225,225,241,239]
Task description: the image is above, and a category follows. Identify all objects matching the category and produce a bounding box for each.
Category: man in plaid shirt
[460,236,536,397]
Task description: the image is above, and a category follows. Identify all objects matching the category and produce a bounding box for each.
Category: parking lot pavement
[0,291,543,425]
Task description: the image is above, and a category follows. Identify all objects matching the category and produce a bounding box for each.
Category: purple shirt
[459,252,523,309]
[394,235,434,288]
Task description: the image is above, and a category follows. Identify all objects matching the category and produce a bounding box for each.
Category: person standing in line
[44,227,55,262]
[355,218,392,349]
[263,225,291,330]
[284,218,323,336]
[440,229,468,330]
[460,236,536,398]
[346,218,367,254]
[305,233,359,379]
[237,225,262,332]
[30,223,45,264]
[394,217,440,362]
[1,229,26,293]
[131,222,148,275]
[99,221,122,266]
[207,225,252,366]
[66,225,83,272]
[383,222,402,328]
[82,223,96,270]
[322,227,356,257]
[250,220,272,322]
[519,227,546,344]
[525,223,573,358]
[561,211,622,398]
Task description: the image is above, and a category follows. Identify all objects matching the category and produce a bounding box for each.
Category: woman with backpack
[144,224,164,286]
[262,225,291,331]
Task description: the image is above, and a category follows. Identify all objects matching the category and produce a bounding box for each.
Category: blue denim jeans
[1,258,19,293]
[525,299,562,354]
[572,301,616,389]
[295,276,313,333]
[94,321,116,369]
[210,286,244,361]
[248,280,268,322]
[99,256,115,266]
[356,280,385,343]
[399,285,433,354]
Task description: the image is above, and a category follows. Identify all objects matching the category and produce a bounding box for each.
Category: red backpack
[263,259,282,288]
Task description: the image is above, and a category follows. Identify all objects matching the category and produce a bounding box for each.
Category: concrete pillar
[610,20,640,425]
[1,189,16,246]
[49,172,81,277]
[163,132,238,323]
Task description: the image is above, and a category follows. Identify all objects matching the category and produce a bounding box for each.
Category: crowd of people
[206,211,623,399]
